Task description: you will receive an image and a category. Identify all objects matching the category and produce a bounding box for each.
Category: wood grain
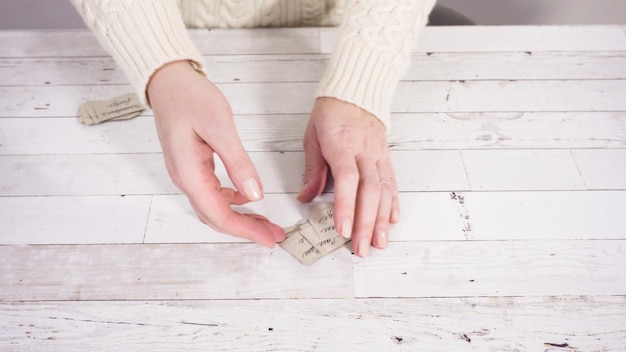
[3,80,625,118]
[0,243,354,301]
[1,297,624,351]
[2,112,626,155]
[2,51,624,87]
[323,25,626,53]
[2,149,614,196]
[1,191,623,246]
[572,149,626,189]
[3,26,625,59]
[0,195,150,245]
[353,240,626,297]
[1,240,624,301]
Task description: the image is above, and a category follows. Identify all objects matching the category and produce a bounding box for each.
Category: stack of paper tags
[78,93,144,125]
[280,202,351,265]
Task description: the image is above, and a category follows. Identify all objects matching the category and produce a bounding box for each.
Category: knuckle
[359,174,380,188]
[380,180,392,192]
[338,167,359,183]
[356,220,376,234]
[376,214,390,226]
[380,177,396,193]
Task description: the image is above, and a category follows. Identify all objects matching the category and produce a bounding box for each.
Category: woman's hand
[298,97,399,257]
[148,60,285,247]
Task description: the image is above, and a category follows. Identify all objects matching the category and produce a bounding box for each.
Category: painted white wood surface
[3,79,625,118]
[1,26,625,350]
[2,297,624,352]
[0,195,150,245]
[572,148,626,189]
[0,240,624,300]
[1,191,624,245]
[2,26,625,58]
[3,149,620,196]
[2,112,626,155]
[3,51,626,87]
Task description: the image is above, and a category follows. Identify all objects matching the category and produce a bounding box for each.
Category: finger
[223,211,286,244]
[190,187,285,247]
[325,148,359,241]
[298,129,328,202]
[388,158,400,224]
[179,161,284,246]
[220,187,250,206]
[352,157,381,258]
[201,121,264,203]
[243,214,286,241]
[372,158,395,249]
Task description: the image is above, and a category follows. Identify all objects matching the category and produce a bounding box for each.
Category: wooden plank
[461,191,626,241]
[1,239,624,301]
[4,27,625,59]
[0,28,322,58]
[383,191,626,242]
[0,30,107,58]
[0,151,469,196]
[572,149,626,190]
[405,51,626,81]
[353,240,626,298]
[144,192,468,244]
[0,243,355,301]
[3,79,626,118]
[3,191,621,246]
[0,117,162,155]
[2,150,624,197]
[145,194,307,244]
[0,57,131,86]
[1,297,624,351]
[321,26,626,53]
[0,195,150,245]
[3,112,626,156]
[462,149,586,191]
[0,154,177,196]
[394,79,626,114]
[389,111,626,151]
[3,51,625,86]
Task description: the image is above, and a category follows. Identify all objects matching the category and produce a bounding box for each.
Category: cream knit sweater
[71,0,436,127]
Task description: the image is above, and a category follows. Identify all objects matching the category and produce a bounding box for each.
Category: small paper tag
[78,93,144,125]
[280,224,324,265]
[279,203,350,265]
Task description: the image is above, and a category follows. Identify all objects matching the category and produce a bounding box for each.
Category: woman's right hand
[147,60,285,247]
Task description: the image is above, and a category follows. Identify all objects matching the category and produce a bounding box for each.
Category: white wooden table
[1,25,626,351]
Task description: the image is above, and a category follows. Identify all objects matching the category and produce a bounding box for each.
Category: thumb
[215,139,264,202]
[298,133,328,202]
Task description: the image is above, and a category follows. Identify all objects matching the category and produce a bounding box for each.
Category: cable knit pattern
[70,0,207,106]
[177,0,343,28]
[316,0,436,127]
[70,0,435,128]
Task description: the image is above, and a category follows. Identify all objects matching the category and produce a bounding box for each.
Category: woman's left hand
[298,97,399,257]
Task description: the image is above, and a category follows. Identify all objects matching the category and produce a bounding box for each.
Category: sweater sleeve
[70,0,207,106]
[316,0,436,129]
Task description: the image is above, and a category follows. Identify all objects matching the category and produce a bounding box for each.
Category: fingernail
[242,178,262,201]
[358,239,370,258]
[377,231,388,248]
[341,219,352,239]
[297,181,307,198]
